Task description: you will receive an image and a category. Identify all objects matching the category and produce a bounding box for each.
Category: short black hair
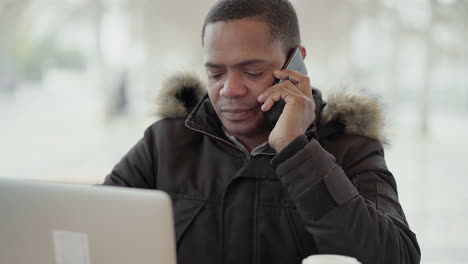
[201,0,301,54]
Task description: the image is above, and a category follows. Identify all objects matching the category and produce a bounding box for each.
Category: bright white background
[1,0,467,263]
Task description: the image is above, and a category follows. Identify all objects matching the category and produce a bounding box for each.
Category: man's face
[203,18,287,138]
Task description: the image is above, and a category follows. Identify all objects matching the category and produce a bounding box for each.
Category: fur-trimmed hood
[155,73,386,142]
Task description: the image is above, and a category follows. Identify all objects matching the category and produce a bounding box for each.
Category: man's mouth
[221,107,256,121]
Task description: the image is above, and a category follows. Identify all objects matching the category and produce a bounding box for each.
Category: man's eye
[208,73,224,80]
[245,72,263,78]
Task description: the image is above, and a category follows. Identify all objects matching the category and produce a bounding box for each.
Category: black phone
[263,47,308,130]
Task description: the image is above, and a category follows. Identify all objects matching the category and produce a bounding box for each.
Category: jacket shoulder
[319,89,387,143]
[149,117,194,136]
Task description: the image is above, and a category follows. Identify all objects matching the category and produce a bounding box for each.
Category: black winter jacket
[103,73,420,264]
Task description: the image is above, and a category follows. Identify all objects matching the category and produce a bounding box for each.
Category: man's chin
[222,119,268,138]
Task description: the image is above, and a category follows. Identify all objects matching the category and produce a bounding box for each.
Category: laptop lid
[0,178,176,264]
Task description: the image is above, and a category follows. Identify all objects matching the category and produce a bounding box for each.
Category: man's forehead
[203,32,281,65]
[202,18,285,68]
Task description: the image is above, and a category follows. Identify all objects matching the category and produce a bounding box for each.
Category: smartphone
[263,47,308,130]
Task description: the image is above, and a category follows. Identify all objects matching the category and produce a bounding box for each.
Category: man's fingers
[260,86,303,112]
[261,90,282,111]
[258,80,304,103]
[274,70,312,97]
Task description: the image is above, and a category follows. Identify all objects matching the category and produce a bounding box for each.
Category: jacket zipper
[186,122,277,264]
[185,123,276,158]
[185,123,249,155]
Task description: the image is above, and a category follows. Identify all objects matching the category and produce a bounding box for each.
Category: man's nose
[220,73,247,98]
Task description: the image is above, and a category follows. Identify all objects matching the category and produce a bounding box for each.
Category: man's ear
[298,45,307,59]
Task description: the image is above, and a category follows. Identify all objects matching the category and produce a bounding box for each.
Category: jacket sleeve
[270,135,421,264]
[102,126,157,189]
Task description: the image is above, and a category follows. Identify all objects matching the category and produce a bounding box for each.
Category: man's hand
[258,70,316,152]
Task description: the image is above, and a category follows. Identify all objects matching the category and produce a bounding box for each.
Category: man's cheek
[261,76,276,90]
[255,82,272,96]
[207,85,221,96]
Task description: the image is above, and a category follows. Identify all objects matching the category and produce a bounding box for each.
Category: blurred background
[0,0,467,263]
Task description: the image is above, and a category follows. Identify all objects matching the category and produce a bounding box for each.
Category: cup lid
[302,254,361,264]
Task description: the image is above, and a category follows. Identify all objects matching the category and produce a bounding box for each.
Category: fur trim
[321,89,386,142]
[155,73,386,141]
[155,72,206,118]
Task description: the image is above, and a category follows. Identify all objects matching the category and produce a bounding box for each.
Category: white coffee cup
[302,254,361,264]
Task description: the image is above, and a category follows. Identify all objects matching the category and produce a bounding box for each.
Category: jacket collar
[184,94,225,141]
[155,72,387,143]
[183,89,325,154]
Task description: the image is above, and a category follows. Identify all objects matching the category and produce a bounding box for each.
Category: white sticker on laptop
[53,230,91,264]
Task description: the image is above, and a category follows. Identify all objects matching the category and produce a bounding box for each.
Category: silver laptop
[0,178,176,264]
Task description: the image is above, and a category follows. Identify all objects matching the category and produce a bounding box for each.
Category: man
[103,0,421,263]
